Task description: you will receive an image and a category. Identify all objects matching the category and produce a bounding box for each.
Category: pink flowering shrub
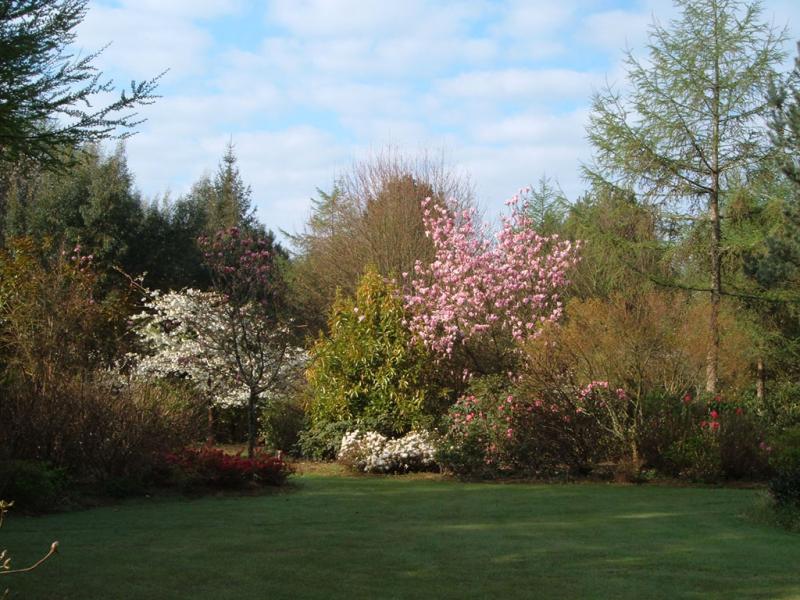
[403,191,579,375]
[436,377,603,479]
[573,381,644,468]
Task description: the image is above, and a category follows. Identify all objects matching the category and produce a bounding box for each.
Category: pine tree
[187,143,256,235]
[208,142,255,232]
[752,41,800,289]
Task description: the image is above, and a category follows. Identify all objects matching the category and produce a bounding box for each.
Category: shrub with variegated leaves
[306,266,446,445]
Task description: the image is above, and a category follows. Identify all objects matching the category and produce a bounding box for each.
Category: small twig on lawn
[0,542,59,575]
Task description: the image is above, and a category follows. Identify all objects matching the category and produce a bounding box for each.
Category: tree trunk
[206,402,215,446]
[706,185,721,394]
[756,356,766,402]
[629,443,637,471]
[706,29,722,395]
[247,390,258,459]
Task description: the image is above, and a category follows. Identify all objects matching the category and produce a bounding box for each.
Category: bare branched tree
[288,149,475,333]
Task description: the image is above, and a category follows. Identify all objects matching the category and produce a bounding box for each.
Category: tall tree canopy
[188,142,256,234]
[288,151,474,334]
[585,0,786,393]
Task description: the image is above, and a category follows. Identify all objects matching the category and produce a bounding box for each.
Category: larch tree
[585,0,786,393]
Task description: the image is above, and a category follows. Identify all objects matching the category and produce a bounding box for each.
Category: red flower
[709,410,719,420]
[682,393,692,405]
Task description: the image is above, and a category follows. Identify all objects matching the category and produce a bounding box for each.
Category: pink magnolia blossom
[404,191,580,361]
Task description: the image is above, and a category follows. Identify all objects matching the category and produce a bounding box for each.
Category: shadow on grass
[2,476,799,599]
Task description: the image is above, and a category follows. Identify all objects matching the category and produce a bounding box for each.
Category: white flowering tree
[131,287,306,453]
[130,288,247,443]
[132,228,306,456]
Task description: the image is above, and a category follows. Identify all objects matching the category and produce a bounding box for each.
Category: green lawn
[2,470,799,599]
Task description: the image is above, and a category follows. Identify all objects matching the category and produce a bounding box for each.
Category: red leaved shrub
[164,447,292,489]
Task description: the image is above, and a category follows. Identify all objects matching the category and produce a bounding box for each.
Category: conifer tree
[586,0,786,393]
[0,0,161,168]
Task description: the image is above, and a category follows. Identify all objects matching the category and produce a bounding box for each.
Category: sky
[75,0,798,242]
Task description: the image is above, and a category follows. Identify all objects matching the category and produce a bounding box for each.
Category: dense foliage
[436,376,604,479]
[586,0,787,394]
[288,152,474,334]
[0,238,201,499]
[304,267,444,458]
[768,426,800,507]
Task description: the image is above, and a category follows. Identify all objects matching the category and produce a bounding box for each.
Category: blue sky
[75,0,798,240]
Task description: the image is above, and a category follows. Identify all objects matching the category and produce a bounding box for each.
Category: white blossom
[128,288,306,408]
[338,430,437,474]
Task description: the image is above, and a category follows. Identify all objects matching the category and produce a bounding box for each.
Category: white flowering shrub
[337,430,438,474]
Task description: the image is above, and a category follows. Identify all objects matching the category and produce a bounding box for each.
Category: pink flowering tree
[403,190,579,377]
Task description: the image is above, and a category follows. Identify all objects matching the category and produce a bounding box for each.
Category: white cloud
[490,0,576,37]
[436,69,602,103]
[118,0,243,19]
[73,0,796,243]
[79,4,213,79]
[455,140,591,222]
[267,0,422,37]
[338,118,434,147]
[250,33,495,79]
[581,9,652,52]
[124,125,349,236]
[226,127,351,233]
[260,0,495,78]
[266,0,483,39]
[470,109,589,145]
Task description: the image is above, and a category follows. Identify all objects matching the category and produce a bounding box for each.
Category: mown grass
[2,471,799,599]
